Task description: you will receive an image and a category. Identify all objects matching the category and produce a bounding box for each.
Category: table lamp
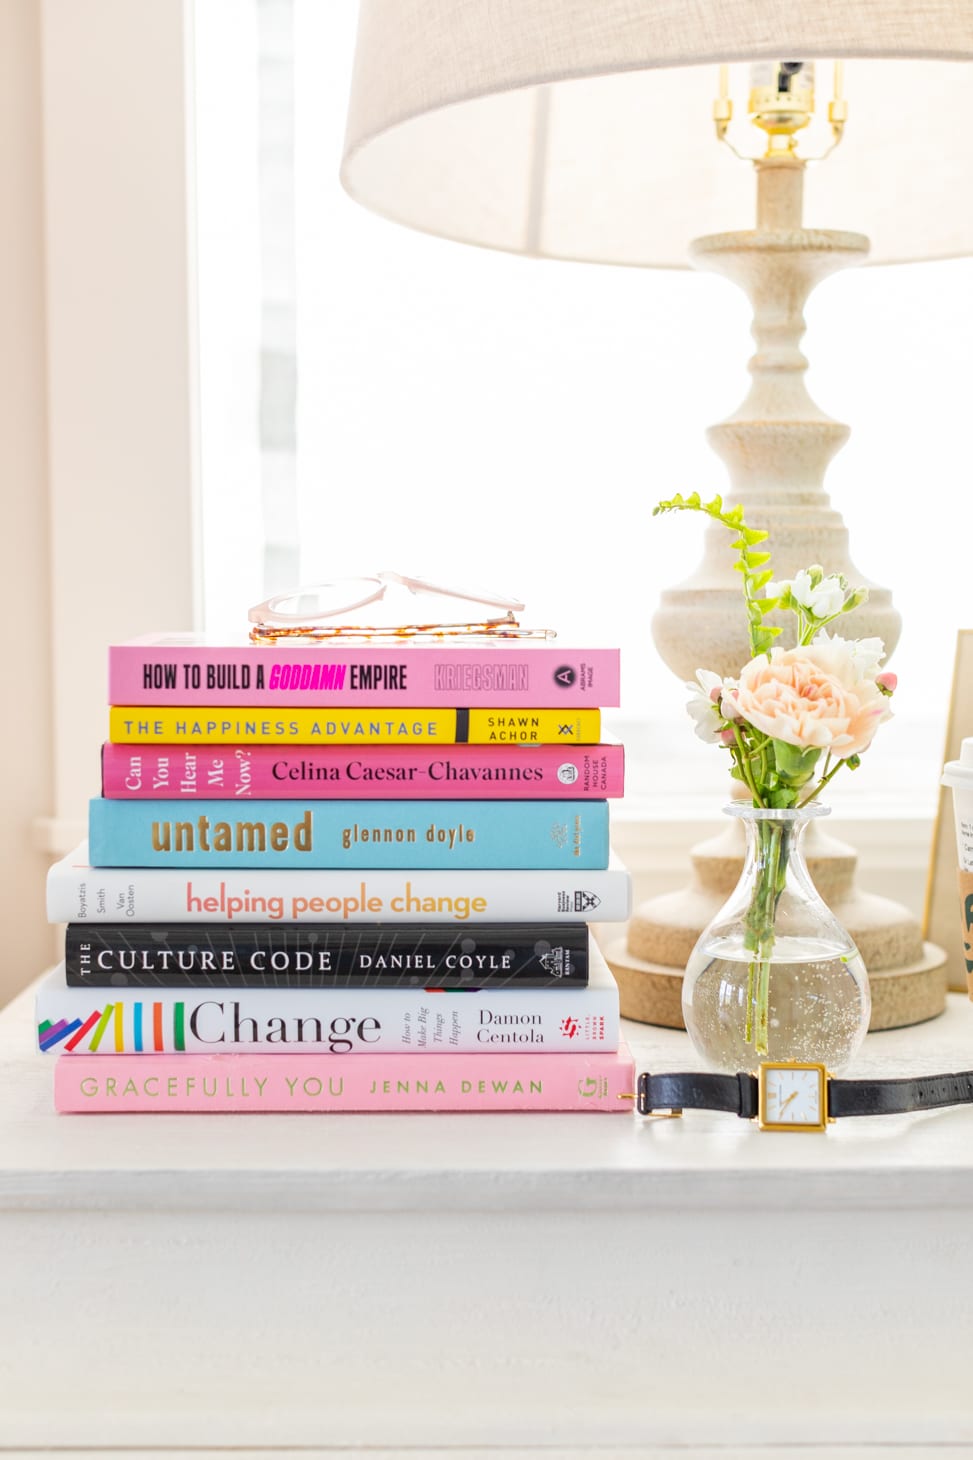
[340,1,973,1030]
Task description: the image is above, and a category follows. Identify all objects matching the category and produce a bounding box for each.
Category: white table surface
[4,976,973,1456]
[4,978,973,1213]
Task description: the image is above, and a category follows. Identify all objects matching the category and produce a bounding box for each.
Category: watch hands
[778,1090,799,1114]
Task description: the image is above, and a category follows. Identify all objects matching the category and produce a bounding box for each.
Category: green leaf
[772,739,823,787]
[650,495,786,657]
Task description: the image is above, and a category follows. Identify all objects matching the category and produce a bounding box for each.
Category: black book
[63,922,590,989]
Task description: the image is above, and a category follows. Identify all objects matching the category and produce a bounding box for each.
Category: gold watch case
[757,1061,831,1132]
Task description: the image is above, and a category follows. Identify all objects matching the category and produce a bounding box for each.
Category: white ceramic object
[651,157,899,680]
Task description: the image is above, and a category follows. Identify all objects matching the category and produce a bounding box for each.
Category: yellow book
[109,707,602,745]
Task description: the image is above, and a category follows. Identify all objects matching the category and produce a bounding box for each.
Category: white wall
[0,0,199,1009]
[0,0,55,1006]
[39,0,199,847]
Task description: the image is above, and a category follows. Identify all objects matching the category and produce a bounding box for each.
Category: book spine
[87,798,610,870]
[37,963,619,1055]
[54,1045,636,1111]
[64,922,590,989]
[101,742,625,799]
[108,707,602,745]
[108,644,621,708]
[48,858,631,925]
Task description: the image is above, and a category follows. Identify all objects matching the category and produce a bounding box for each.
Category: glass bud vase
[682,804,871,1073]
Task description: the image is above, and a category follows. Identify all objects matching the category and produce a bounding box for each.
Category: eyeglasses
[248,571,556,643]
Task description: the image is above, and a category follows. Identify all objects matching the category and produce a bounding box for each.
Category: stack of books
[37,632,636,1113]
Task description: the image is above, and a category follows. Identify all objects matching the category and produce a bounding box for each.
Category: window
[193,0,971,823]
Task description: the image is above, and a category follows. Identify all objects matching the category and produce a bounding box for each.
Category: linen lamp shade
[341,0,973,268]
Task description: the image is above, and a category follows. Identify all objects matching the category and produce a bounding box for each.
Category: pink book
[108,634,620,708]
[101,741,624,799]
[54,1044,636,1113]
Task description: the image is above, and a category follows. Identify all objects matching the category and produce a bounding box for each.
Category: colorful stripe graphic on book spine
[100,742,625,800]
[108,707,602,745]
[65,1009,102,1051]
[38,1018,82,1052]
[87,798,611,870]
[87,1006,114,1052]
[39,1001,188,1054]
[107,638,621,708]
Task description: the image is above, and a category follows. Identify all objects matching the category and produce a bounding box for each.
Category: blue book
[87,798,611,870]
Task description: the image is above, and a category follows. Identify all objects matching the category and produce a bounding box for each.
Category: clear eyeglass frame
[247,570,556,643]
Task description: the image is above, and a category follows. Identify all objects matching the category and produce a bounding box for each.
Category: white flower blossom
[789,569,847,619]
[685,669,728,744]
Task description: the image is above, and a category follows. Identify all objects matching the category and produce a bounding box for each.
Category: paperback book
[54,1043,636,1113]
[108,634,621,708]
[87,797,611,870]
[36,936,620,1055]
[48,845,632,925]
[108,707,602,745]
[63,921,590,989]
[101,741,625,800]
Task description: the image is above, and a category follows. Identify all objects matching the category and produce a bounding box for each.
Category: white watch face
[759,1064,826,1130]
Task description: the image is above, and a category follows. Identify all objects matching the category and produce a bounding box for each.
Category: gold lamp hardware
[715,60,848,163]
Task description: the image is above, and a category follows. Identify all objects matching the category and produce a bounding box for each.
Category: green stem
[799,758,844,806]
[732,724,765,806]
[744,819,792,1057]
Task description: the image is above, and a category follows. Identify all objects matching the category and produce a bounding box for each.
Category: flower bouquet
[655,493,895,1070]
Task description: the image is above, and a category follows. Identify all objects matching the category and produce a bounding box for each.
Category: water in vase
[682,931,871,1074]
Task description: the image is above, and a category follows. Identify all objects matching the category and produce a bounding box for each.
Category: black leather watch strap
[638,1067,973,1122]
[638,1071,758,1119]
[827,1069,973,1118]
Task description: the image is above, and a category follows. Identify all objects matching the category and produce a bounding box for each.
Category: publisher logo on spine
[556,890,602,913]
[559,1014,606,1042]
[553,666,576,689]
[556,762,579,785]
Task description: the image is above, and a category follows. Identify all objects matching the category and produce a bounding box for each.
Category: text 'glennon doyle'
[148,812,478,853]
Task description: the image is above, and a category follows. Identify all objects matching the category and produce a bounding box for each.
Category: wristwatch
[637,1061,973,1132]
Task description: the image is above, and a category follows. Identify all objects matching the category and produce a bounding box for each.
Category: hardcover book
[87,797,611,870]
[64,921,590,989]
[100,741,625,800]
[53,1043,636,1113]
[36,936,620,1055]
[108,634,621,708]
[48,844,632,925]
[108,707,602,745]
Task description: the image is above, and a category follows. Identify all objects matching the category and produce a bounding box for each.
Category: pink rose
[722,642,892,756]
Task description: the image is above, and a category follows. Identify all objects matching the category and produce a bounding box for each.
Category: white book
[46,841,631,926]
[36,937,620,1056]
